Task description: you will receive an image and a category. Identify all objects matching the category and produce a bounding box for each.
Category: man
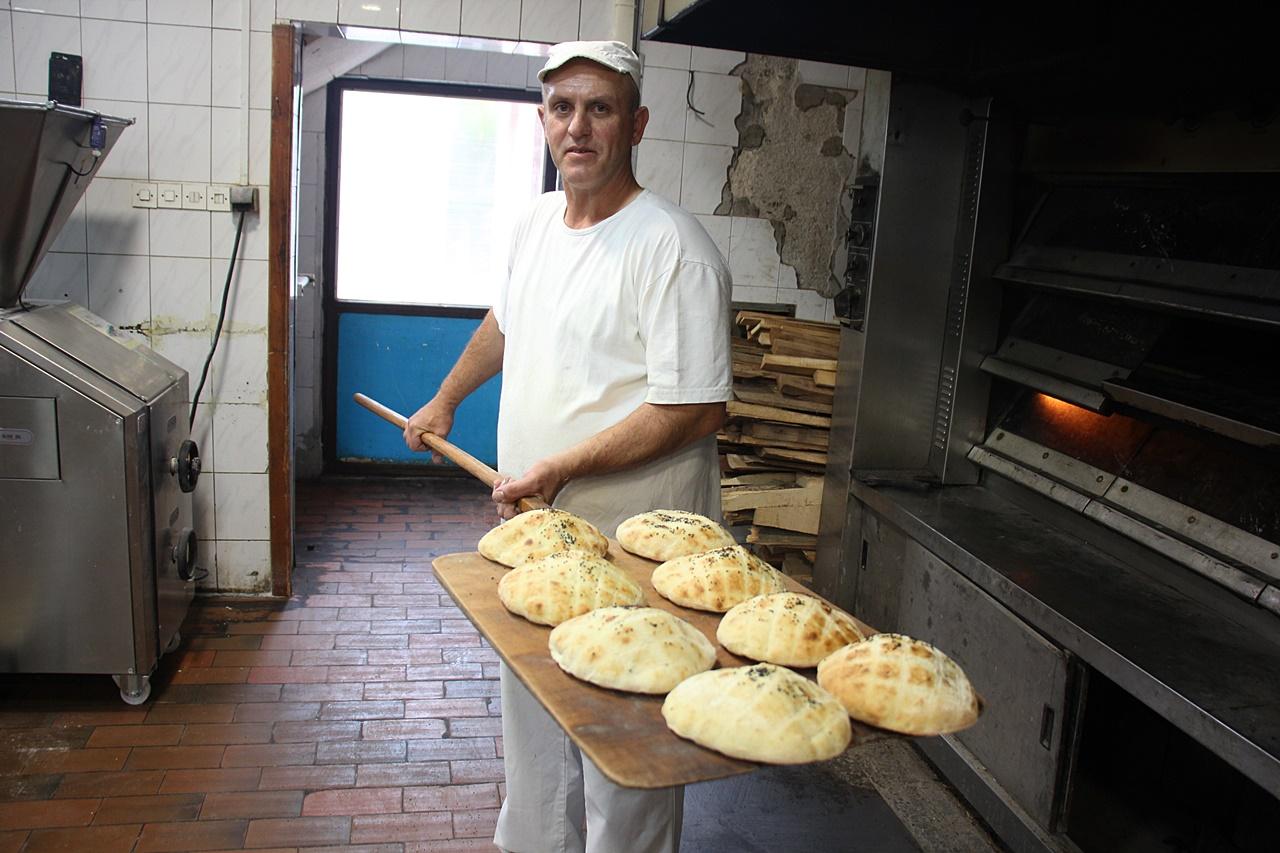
[404,40,732,853]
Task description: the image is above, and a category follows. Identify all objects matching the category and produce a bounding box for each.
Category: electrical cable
[189,210,247,431]
[687,71,711,126]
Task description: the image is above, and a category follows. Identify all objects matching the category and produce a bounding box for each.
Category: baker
[404,39,732,852]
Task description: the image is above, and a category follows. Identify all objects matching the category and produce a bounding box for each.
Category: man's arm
[403,310,504,461]
[491,400,726,518]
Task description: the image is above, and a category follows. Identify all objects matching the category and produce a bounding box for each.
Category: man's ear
[631,105,650,145]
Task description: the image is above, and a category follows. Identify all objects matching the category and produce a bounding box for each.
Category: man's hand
[404,397,455,463]
[490,457,570,520]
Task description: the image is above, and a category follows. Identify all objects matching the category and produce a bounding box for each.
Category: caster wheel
[112,674,152,705]
[164,630,182,654]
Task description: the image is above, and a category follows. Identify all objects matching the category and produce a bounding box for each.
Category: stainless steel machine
[646,4,1280,851]
[0,99,201,704]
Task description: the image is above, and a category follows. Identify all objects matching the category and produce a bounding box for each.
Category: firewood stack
[719,311,839,585]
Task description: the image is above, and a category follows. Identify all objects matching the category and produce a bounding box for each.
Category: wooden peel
[353,392,550,513]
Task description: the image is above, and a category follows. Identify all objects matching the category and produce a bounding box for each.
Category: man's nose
[567,106,590,137]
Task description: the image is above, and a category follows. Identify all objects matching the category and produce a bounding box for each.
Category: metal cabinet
[855,511,1075,835]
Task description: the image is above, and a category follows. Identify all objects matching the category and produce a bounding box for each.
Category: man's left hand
[491,458,571,520]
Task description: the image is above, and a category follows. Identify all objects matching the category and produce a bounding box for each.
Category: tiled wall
[3,0,864,591]
[3,0,277,594]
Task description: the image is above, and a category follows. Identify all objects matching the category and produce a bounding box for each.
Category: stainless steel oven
[0,99,201,704]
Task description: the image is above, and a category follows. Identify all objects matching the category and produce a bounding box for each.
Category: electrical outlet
[181,184,206,210]
[132,182,158,208]
[207,184,232,212]
[230,185,258,213]
[157,183,182,209]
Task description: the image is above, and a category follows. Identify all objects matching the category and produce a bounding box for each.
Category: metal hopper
[0,99,131,309]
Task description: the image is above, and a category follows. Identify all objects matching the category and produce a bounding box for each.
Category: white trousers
[493,662,684,853]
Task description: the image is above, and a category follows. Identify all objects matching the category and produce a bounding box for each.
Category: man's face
[539,60,648,194]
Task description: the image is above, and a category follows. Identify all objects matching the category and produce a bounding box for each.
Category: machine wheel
[112,673,152,705]
[164,630,182,654]
[172,439,201,492]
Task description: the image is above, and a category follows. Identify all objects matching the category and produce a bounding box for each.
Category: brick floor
[0,477,502,853]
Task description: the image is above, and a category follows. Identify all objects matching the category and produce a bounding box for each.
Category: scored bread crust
[497,552,644,626]
[816,633,981,736]
[651,545,788,612]
[661,664,851,764]
[548,606,716,694]
[716,592,866,667]
[477,508,609,567]
[616,510,736,561]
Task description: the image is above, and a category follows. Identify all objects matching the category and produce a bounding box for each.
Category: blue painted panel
[336,312,500,467]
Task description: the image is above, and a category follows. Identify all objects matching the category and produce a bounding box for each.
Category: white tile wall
[86,177,150,255]
[402,43,445,80]
[0,13,14,93]
[639,66,687,142]
[151,256,211,328]
[214,402,270,473]
[678,142,731,215]
[150,208,212,258]
[729,216,779,290]
[690,46,743,75]
[460,0,518,40]
[88,253,151,327]
[83,0,148,22]
[638,38,689,71]
[148,0,211,28]
[279,0,339,23]
[214,539,272,593]
[520,0,576,44]
[339,0,401,28]
[85,98,148,179]
[400,0,460,34]
[213,472,271,538]
[82,19,148,102]
[683,71,740,146]
[12,11,80,96]
[634,137,681,205]
[578,0,610,39]
[149,103,213,182]
[25,252,89,304]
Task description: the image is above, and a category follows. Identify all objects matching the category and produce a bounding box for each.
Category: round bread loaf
[477,508,608,567]
[616,510,735,561]
[651,545,787,612]
[498,552,643,626]
[662,664,851,763]
[817,633,981,735]
[548,606,715,694]
[717,592,865,667]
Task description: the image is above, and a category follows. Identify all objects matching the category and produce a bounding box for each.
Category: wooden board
[432,543,886,790]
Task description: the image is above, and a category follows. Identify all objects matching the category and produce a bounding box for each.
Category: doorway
[321,78,554,471]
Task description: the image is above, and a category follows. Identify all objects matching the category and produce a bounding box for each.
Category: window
[334,86,548,308]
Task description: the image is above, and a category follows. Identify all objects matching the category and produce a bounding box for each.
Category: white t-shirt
[492,189,733,535]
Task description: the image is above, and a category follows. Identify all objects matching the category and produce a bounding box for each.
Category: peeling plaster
[717,56,858,298]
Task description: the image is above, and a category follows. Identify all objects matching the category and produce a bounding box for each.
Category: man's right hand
[404,397,455,463]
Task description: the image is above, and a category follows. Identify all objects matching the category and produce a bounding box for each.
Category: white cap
[538,40,642,91]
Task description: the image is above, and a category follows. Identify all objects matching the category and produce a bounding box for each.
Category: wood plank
[760,354,839,376]
[432,545,885,790]
[754,502,821,535]
[747,527,819,548]
[813,370,837,388]
[759,447,828,466]
[721,477,822,513]
[719,472,797,487]
[745,422,829,449]
[776,374,835,400]
[734,386,832,415]
[726,402,832,429]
